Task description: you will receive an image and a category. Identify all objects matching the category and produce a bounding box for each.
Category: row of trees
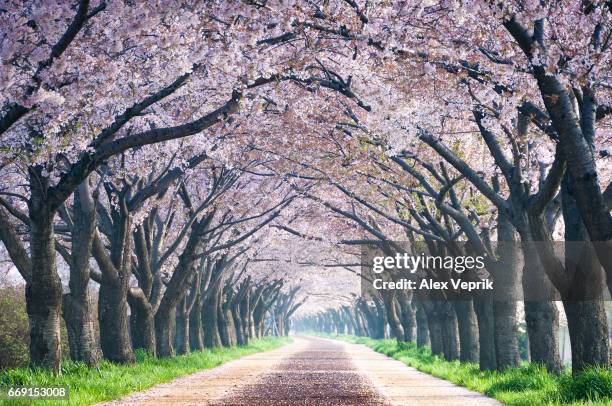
[0,0,341,372]
[290,124,609,375]
[0,0,610,378]
[1,144,306,370]
[259,0,611,376]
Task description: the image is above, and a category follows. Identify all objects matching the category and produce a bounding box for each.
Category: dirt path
[99,337,501,405]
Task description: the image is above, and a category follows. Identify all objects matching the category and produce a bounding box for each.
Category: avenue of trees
[0,0,610,378]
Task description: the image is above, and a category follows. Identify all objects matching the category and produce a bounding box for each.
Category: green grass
[0,337,290,406]
[325,334,612,406]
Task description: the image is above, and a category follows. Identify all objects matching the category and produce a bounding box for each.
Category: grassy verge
[325,334,611,406]
[0,337,291,406]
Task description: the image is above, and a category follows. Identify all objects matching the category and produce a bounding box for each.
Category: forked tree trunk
[381,293,404,342]
[62,181,101,367]
[96,203,136,364]
[155,217,210,357]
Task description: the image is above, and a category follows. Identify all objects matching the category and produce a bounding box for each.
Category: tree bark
[381,292,405,341]
[396,290,416,342]
[564,300,610,372]
[174,297,190,355]
[62,292,100,366]
[452,300,479,363]
[523,241,563,374]
[473,295,497,370]
[98,279,135,363]
[561,176,610,372]
[155,216,209,357]
[504,19,612,278]
[220,294,237,346]
[26,174,63,372]
[415,301,430,348]
[203,278,223,348]
[440,302,460,361]
[424,303,444,356]
[94,195,136,364]
[62,181,101,367]
[189,292,205,351]
[232,304,246,345]
[128,292,156,355]
[493,212,522,370]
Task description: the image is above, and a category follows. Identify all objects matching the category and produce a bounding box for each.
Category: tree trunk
[98,279,135,363]
[562,176,610,372]
[62,182,101,367]
[220,300,236,347]
[396,290,416,342]
[155,216,209,357]
[246,306,256,341]
[564,300,609,372]
[473,296,497,370]
[381,293,404,341]
[493,299,521,370]
[420,301,444,356]
[415,301,430,348]
[523,301,562,373]
[440,302,460,361]
[154,303,176,357]
[128,294,156,355]
[372,300,387,339]
[26,177,63,372]
[203,282,223,348]
[494,212,522,370]
[231,304,246,345]
[240,291,252,344]
[425,308,444,356]
[174,298,190,355]
[531,74,612,276]
[522,242,563,374]
[62,292,100,366]
[189,296,205,351]
[452,300,479,363]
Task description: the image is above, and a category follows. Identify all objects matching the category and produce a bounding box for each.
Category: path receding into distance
[100,337,501,405]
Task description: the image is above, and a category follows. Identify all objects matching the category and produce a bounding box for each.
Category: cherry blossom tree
[0,0,609,376]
